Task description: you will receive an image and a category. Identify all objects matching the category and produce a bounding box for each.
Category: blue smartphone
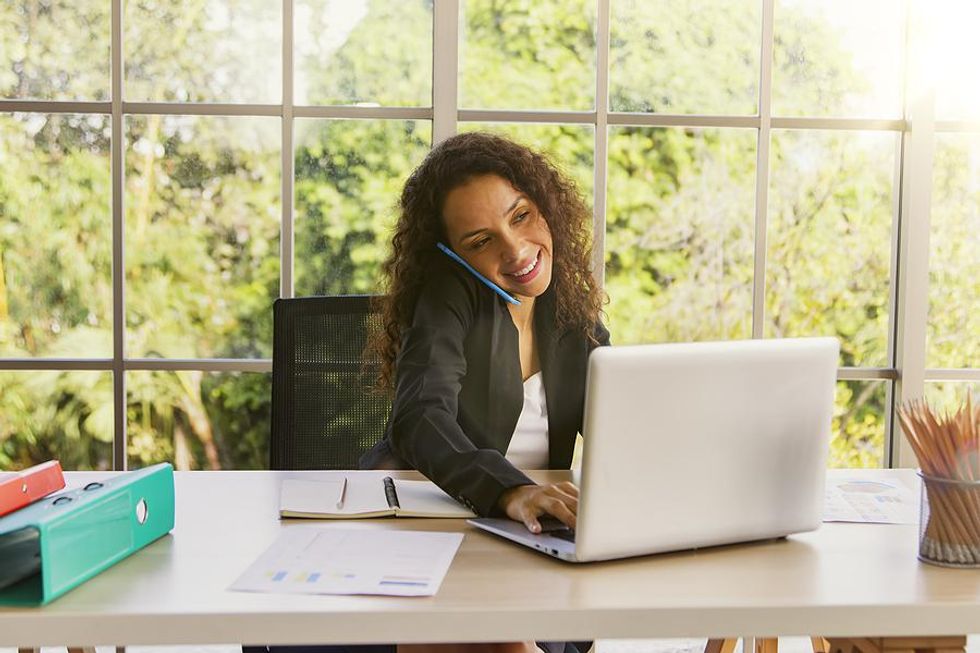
[436,242,521,305]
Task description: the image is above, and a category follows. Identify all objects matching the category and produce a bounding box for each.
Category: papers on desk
[230,526,464,596]
[823,476,917,524]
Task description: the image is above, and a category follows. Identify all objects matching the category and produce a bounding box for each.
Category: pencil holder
[917,471,980,568]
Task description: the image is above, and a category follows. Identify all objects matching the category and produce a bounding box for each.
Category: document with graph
[229,526,464,596]
[823,476,917,524]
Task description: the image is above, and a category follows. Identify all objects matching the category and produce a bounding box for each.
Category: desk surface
[1,469,979,646]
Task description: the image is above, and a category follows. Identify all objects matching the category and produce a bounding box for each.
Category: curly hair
[370,131,604,392]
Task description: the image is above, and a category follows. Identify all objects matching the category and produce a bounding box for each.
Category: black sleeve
[591,319,611,349]
[386,270,533,517]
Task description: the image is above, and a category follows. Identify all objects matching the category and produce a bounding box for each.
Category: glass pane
[0,1,109,100]
[605,127,757,344]
[924,382,980,415]
[295,0,432,106]
[766,130,896,367]
[459,0,596,111]
[610,0,760,115]
[294,119,432,296]
[458,122,594,202]
[0,114,112,358]
[127,371,270,470]
[928,135,980,369]
[125,0,281,103]
[0,371,113,470]
[125,116,280,359]
[772,0,905,118]
[829,380,887,468]
[931,1,980,120]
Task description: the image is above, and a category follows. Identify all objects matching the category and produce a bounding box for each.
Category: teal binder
[0,462,175,606]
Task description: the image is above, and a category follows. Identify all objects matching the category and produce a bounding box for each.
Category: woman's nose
[499,232,526,262]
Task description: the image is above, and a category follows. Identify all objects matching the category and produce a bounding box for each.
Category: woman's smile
[503,249,543,285]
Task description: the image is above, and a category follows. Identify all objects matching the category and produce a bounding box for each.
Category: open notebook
[279,477,476,519]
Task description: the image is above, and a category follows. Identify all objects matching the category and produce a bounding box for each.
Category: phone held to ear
[436,242,521,305]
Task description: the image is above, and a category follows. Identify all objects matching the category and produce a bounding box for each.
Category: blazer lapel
[536,295,572,469]
[489,299,523,454]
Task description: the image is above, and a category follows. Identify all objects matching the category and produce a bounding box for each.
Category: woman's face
[442,174,554,301]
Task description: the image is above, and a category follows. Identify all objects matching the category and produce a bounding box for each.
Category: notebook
[469,337,839,562]
[279,476,477,519]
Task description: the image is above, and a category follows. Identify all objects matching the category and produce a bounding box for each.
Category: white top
[504,371,549,469]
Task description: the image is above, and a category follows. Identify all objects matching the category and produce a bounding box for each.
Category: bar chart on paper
[230,527,464,596]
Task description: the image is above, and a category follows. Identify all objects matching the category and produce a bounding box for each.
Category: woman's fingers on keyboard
[498,483,579,533]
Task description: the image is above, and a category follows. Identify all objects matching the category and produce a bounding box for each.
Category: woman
[361,131,609,653]
[362,130,608,532]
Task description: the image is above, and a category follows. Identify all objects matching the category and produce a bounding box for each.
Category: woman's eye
[514,211,530,223]
[471,238,490,250]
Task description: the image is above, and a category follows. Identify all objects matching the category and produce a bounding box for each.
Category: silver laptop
[469,337,839,562]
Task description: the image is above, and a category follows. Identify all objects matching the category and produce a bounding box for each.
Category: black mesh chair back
[270,295,390,470]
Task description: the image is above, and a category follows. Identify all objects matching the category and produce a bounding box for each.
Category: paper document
[230,526,464,596]
[823,477,917,524]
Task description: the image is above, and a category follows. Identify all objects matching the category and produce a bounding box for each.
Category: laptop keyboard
[537,516,576,542]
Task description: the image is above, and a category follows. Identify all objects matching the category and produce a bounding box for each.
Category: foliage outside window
[1,0,977,471]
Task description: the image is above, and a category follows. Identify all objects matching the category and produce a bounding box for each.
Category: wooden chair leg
[706,639,740,653]
[18,648,38,653]
[756,639,778,653]
[880,636,967,653]
[812,638,832,653]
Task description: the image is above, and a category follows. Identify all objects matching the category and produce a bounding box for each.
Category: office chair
[269,295,391,471]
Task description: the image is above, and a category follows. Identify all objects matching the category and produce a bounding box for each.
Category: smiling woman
[356,131,606,653]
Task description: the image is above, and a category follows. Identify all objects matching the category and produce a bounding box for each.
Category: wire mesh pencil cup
[918,471,980,568]
[900,395,979,568]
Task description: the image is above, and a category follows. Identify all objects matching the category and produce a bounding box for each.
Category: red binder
[0,460,66,517]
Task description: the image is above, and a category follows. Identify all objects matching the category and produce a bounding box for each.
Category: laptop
[468,337,839,562]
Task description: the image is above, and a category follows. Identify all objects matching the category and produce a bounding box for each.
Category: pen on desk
[336,477,348,510]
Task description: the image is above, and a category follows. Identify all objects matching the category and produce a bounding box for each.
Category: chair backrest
[270,295,390,470]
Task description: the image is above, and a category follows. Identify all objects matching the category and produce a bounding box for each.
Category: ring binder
[0,460,66,517]
[0,462,175,606]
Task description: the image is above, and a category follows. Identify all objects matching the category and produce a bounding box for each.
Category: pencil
[336,477,348,510]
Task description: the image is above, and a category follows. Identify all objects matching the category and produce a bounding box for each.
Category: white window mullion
[751,0,775,340]
[593,0,610,288]
[432,0,460,145]
[111,0,127,471]
[893,1,936,468]
[281,0,295,299]
[884,0,913,468]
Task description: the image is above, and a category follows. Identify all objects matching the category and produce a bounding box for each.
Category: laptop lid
[573,337,838,562]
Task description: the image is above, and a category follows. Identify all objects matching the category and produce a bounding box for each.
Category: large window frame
[2,0,978,470]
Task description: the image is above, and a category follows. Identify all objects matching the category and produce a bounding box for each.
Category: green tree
[2,0,976,472]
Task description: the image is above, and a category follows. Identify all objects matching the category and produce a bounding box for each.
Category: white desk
[1,469,978,647]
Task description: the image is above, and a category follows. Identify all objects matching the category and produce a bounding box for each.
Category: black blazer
[360,256,610,517]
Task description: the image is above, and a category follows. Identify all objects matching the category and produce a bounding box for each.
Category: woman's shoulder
[412,252,493,327]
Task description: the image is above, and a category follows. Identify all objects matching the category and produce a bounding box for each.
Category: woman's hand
[496,482,579,533]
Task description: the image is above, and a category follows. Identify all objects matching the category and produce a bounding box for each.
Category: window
[2,0,976,471]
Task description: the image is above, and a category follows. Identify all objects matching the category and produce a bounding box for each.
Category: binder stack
[0,462,175,606]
